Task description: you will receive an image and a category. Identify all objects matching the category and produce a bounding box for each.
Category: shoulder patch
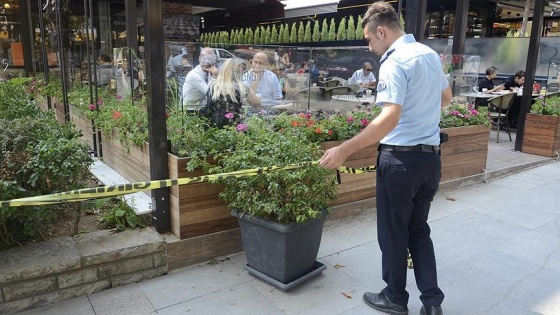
[377,80,387,92]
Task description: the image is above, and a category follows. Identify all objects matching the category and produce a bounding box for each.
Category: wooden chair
[488,92,515,143]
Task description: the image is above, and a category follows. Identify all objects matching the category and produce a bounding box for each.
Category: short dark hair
[99,53,111,63]
[485,66,498,76]
[361,1,401,33]
[515,70,526,79]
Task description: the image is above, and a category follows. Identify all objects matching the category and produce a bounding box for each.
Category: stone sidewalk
[16,160,560,315]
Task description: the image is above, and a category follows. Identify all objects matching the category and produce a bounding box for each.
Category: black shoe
[420,306,443,315]
[363,291,408,314]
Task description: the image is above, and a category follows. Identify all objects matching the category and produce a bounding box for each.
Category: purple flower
[236,123,248,132]
[258,109,267,116]
[88,104,96,111]
[116,95,123,100]
[225,112,234,119]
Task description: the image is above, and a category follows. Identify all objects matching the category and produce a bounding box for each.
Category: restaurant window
[0,0,22,67]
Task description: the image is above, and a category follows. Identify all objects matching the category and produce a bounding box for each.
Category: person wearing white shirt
[243,51,283,104]
[349,62,377,91]
[182,47,219,111]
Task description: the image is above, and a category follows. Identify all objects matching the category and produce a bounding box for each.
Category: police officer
[319,2,452,315]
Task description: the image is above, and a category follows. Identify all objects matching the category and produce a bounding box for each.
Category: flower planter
[320,141,378,204]
[522,114,560,157]
[440,125,490,182]
[68,105,95,149]
[232,210,327,291]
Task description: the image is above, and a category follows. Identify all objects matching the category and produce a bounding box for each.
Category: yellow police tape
[0,161,376,208]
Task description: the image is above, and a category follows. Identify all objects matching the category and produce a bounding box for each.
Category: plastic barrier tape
[0,161,376,208]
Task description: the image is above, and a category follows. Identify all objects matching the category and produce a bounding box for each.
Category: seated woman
[206,58,261,128]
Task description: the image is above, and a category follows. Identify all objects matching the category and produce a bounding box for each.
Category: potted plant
[191,115,338,290]
[523,95,560,157]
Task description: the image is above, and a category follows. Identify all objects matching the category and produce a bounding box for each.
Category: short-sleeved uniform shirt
[477,77,495,91]
[375,34,448,146]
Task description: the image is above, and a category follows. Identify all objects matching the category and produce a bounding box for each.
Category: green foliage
[0,81,42,120]
[198,119,337,225]
[278,25,284,43]
[439,102,491,128]
[270,26,278,43]
[290,23,297,43]
[0,83,93,246]
[98,198,147,231]
[356,16,363,39]
[531,96,560,116]
[328,18,337,41]
[264,26,271,44]
[321,19,329,41]
[312,21,320,42]
[297,22,305,42]
[246,28,254,44]
[282,24,290,43]
[337,17,347,41]
[304,21,312,42]
[254,27,261,44]
[347,16,356,40]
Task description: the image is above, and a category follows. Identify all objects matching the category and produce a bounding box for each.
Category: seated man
[182,47,219,111]
[243,51,283,104]
[503,70,525,129]
[96,53,115,86]
[349,62,377,92]
[477,66,503,108]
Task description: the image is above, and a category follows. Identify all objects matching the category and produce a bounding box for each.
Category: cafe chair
[487,92,515,143]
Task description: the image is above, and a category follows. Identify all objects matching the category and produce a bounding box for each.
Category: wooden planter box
[68,105,95,149]
[522,114,560,157]
[440,125,490,182]
[320,141,378,205]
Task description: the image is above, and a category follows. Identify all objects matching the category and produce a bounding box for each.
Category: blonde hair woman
[206,58,261,127]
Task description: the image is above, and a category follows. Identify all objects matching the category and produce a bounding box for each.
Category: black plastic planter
[232,210,327,291]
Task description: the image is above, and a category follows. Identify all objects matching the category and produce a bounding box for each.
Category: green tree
[271,25,278,43]
[337,17,347,41]
[304,21,312,42]
[347,16,356,40]
[246,28,254,44]
[199,33,205,45]
[222,31,229,44]
[321,19,329,41]
[328,18,336,41]
[356,16,363,39]
[264,26,271,44]
[297,22,305,42]
[290,23,297,43]
[254,26,261,44]
[283,23,290,43]
[278,24,285,43]
[312,21,320,42]
[261,26,267,44]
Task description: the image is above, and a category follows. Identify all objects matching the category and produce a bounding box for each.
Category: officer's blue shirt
[375,34,449,146]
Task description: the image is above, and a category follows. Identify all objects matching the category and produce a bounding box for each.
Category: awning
[284,2,339,18]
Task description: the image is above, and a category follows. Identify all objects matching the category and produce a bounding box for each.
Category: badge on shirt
[377,80,387,92]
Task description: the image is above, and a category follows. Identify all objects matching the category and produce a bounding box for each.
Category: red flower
[113,112,122,119]
[292,121,299,127]
[315,127,322,133]
[328,130,333,135]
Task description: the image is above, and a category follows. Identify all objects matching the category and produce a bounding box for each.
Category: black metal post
[20,0,34,75]
[126,0,138,101]
[38,0,51,109]
[452,0,469,55]
[55,0,69,122]
[144,0,170,232]
[404,0,427,42]
[515,0,546,151]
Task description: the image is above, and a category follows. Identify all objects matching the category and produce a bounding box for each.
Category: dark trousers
[376,150,444,308]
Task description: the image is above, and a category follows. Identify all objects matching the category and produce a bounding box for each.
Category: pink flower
[113,112,122,119]
[97,99,103,105]
[116,95,123,100]
[347,116,354,123]
[360,118,369,127]
[88,104,96,111]
[464,114,471,119]
[225,112,234,119]
[236,123,248,132]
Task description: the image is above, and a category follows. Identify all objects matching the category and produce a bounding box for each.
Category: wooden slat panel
[522,114,560,157]
[180,217,239,239]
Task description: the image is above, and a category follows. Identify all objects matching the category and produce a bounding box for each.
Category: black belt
[378,144,440,154]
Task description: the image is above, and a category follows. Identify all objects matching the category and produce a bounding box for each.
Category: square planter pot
[232,210,327,290]
[440,125,490,182]
[522,114,560,157]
